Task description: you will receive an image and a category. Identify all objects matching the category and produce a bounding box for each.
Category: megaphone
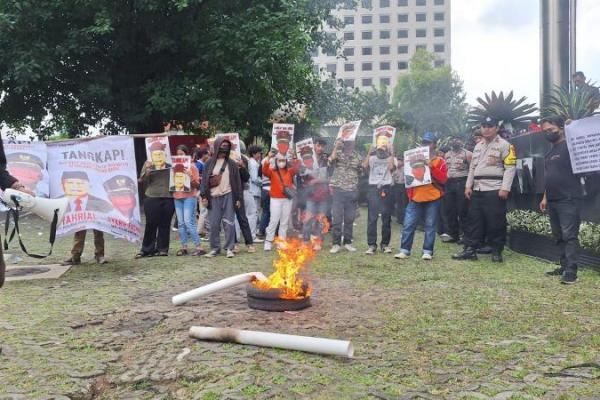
[2,189,68,224]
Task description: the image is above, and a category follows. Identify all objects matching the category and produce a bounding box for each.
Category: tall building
[312,0,451,91]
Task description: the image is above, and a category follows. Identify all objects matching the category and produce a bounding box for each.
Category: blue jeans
[174,197,201,247]
[400,199,441,255]
[302,200,329,241]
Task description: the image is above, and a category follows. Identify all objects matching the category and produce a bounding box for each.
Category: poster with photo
[4,142,49,198]
[145,137,172,170]
[271,123,295,155]
[404,146,432,188]
[295,138,318,171]
[169,156,191,192]
[47,136,142,242]
[215,133,242,161]
[372,126,396,148]
[337,120,362,142]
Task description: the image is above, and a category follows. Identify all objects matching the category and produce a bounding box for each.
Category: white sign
[170,156,192,192]
[295,138,318,171]
[145,137,172,170]
[565,115,600,174]
[372,126,396,148]
[271,124,295,156]
[337,120,361,142]
[404,146,431,188]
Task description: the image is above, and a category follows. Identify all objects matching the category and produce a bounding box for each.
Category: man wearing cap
[61,171,112,265]
[104,175,138,220]
[395,133,448,260]
[6,152,45,193]
[453,116,517,262]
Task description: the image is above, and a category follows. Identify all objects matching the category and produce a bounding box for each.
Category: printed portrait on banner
[4,142,49,198]
[169,156,191,192]
[271,124,295,155]
[404,146,432,188]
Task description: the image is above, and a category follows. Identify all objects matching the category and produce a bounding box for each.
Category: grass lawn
[0,211,599,399]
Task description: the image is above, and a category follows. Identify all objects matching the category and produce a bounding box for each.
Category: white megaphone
[2,189,69,224]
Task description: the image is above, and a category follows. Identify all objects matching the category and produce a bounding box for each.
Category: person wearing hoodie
[200,137,243,258]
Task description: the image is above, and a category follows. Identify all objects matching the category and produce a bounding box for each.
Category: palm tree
[469,91,537,132]
[543,85,600,120]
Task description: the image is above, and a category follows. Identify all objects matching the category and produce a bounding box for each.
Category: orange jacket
[407,157,448,202]
[262,160,300,199]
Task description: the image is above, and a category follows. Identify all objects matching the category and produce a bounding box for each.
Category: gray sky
[452,0,600,106]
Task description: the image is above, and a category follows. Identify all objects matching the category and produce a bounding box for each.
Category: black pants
[549,199,581,275]
[258,189,270,236]
[331,188,358,245]
[367,185,393,247]
[394,184,408,224]
[141,197,175,254]
[235,199,254,245]
[463,190,507,251]
[442,177,469,239]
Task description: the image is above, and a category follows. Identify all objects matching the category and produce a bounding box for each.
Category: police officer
[453,116,516,262]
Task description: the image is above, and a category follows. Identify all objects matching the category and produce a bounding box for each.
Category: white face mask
[277,161,287,169]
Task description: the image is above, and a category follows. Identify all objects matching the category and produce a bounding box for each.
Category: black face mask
[451,143,461,150]
[544,132,561,143]
[218,146,230,154]
[376,149,387,159]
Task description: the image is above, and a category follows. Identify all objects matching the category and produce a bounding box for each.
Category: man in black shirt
[539,115,584,285]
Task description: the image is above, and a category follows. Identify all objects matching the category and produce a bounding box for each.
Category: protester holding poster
[396,132,448,261]
[271,124,295,155]
[145,137,172,170]
[170,145,205,256]
[337,120,361,142]
[404,147,432,188]
[214,133,242,162]
[5,142,49,197]
[372,126,396,148]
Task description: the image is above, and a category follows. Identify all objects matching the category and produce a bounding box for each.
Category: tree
[469,91,537,133]
[389,50,467,140]
[0,0,353,137]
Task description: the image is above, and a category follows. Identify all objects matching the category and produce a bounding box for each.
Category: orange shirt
[262,160,300,199]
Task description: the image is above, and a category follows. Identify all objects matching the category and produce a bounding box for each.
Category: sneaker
[330,244,341,254]
[95,256,107,265]
[313,243,322,251]
[344,244,357,252]
[452,247,478,261]
[246,245,256,254]
[546,267,564,276]
[204,249,219,258]
[226,249,235,258]
[365,246,376,255]
[264,241,273,251]
[441,236,458,243]
[382,246,392,254]
[440,233,451,240]
[491,251,503,263]
[394,252,409,259]
[61,257,81,266]
[560,272,577,285]
[422,253,433,261]
[253,237,264,243]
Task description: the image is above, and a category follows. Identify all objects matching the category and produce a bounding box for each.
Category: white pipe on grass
[189,326,354,358]
[172,272,267,306]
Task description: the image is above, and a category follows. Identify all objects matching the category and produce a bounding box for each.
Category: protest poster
[372,126,396,149]
[170,156,191,192]
[145,137,172,170]
[337,120,362,142]
[565,114,600,174]
[215,133,242,161]
[403,146,432,188]
[47,136,141,242]
[295,138,318,171]
[5,142,49,198]
[271,124,295,156]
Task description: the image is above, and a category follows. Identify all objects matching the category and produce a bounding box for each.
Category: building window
[435,60,445,68]
[362,62,373,71]
[380,14,390,23]
[344,63,355,72]
[362,15,373,24]
[380,0,390,7]
[380,61,391,70]
[397,14,408,23]
[416,0,426,5]
[398,61,408,70]
[344,79,355,88]
[343,47,355,56]
[397,29,408,38]
[326,64,337,74]
[434,28,445,37]
[362,78,373,87]
[416,44,427,51]
[380,77,391,86]
[362,0,373,8]
[434,44,445,53]
[362,47,373,55]
[323,47,336,57]
[416,13,426,22]
[380,30,391,39]
[416,29,427,38]
[398,0,408,5]
[434,12,445,21]
[380,46,391,55]
[434,0,444,5]
[362,31,373,40]
[397,45,408,54]
[343,32,354,41]
[344,16,355,25]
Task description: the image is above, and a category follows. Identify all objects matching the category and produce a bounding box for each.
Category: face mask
[544,132,561,143]
[218,146,230,154]
[451,143,461,150]
[376,149,387,159]
[277,161,287,169]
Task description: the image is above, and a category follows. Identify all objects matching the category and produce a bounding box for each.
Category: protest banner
[271,124,295,156]
[404,146,432,188]
[145,137,172,170]
[565,114,600,174]
[215,133,242,161]
[5,142,49,198]
[337,121,361,142]
[170,156,191,192]
[47,136,141,242]
[372,126,396,148]
[295,139,318,171]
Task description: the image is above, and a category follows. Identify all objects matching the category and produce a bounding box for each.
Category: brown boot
[62,256,81,266]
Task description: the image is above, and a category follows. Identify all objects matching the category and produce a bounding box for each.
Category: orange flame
[252,237,316,299]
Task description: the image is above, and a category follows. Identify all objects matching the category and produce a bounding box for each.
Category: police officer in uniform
[452,116,516,262]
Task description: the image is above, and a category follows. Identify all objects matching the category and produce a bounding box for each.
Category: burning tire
[246,283,311,312]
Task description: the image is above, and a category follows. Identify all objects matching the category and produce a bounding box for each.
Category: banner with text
[5,142,50,198]
[565,115,600,174]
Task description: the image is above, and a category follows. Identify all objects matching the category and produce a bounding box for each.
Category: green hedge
[507,210,600,254]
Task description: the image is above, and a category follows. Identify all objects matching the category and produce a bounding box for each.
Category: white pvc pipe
[189,326,354,358]
[172,272,267,306]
